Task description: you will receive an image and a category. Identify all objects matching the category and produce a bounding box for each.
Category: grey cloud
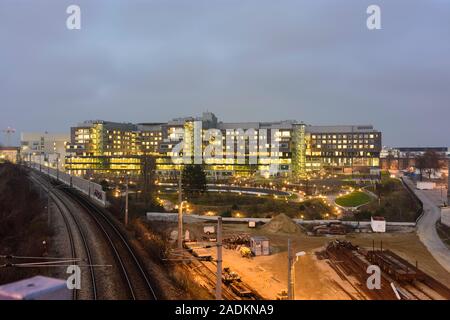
[0,0,449,147]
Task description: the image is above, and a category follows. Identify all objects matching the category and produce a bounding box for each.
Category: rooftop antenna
[2,127,16,146]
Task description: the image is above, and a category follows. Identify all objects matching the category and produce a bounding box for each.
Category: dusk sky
[1,0,449,146]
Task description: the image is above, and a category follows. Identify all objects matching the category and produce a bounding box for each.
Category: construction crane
[2,127,16,146]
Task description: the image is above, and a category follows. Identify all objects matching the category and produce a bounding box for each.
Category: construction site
[149,212,450,300]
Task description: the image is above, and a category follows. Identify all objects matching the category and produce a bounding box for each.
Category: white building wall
[21,132,70,170]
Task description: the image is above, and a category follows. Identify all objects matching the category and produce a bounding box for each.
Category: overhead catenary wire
[0,255,81,260]
[1,264,111,268]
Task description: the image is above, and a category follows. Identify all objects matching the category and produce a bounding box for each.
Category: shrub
[220,210,232,217]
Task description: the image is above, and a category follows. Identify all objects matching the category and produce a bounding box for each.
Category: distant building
[305,125,382,173]
[380,146,448,171]
[21,132,70,170]
[63,113,382,178]
[65,120,144,176]
[0,147,19,163]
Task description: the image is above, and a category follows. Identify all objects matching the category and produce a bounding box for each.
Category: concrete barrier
[30,162,106,207]
[441,207,450,227]
[146,212,416,230]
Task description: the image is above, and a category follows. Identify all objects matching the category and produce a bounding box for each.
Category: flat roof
[0,147,19,151]
[306,125,378,133]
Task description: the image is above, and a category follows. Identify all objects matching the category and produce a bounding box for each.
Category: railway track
[32,170,158,300]
[324,240,450,300]
[31,174,97,300]
[61,182,158,300]
[180,248,261,300]
[183,257,236,300]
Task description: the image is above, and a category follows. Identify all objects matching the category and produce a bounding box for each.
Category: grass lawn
[159,191,334,219]
[335,191,372,207]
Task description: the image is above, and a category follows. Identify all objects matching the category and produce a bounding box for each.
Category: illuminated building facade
[64,114,381,178]
[137,123,164,154]
[66,121,141,175]
[157,117,296,179]
[0,147,20,163]
[305,126,382,173]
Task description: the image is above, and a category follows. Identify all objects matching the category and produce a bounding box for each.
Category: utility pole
[56,153,60,181]
[216,216,223,300]
[125,176,129,226]
[178,171,183,250]
[88,171,92,199]
[447,158,450,205]
[287,238,294,300]
[47,189,51,227]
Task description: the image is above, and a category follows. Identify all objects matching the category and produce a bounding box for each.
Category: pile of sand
[261,213,300,234]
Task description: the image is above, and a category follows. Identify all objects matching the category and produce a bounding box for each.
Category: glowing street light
[296,251,306,260]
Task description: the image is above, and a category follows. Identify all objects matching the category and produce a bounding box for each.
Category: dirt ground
[188,222,450,300]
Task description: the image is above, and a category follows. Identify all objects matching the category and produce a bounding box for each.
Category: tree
[140,155,156,207]
[375,179,396,204]
[415,154,426,181]
[423,150,441,179]
[182,164,207,197]
[415,150,442,180]
[385,149,397,170]
[99,179,109,191]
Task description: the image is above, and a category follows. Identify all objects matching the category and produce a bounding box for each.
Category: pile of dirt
[261,213,301,234]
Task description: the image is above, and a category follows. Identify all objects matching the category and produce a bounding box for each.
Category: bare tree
[415,154,426,181]
[140,155,156,207]
[415,150,443,180]
[386,152,395,170]
[423,150,441,179]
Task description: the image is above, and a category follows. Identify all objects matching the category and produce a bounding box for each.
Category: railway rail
[32,170,158,300]
[62,182,158,300]
[180,246,261,300]
[30,173,97,300]
[323,240,450,300]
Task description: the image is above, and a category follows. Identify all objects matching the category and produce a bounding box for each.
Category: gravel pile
[261,213,300,234]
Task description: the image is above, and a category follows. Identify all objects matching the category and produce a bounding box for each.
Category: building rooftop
[306,125,378,133]
[0,146,19,151]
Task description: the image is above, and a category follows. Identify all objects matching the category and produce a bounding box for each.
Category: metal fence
[30,162,106,207]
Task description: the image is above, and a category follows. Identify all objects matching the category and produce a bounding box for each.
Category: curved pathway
[403,177,450,273]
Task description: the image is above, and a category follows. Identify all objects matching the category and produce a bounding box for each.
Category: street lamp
[54,152,61,181]
[178,200,188,249]
[292,251,306,300]
[296,251,306,260]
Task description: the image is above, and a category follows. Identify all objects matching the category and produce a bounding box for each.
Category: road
[403,177,450,273]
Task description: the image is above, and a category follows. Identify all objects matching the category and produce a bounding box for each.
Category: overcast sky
[1,0,449,146]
